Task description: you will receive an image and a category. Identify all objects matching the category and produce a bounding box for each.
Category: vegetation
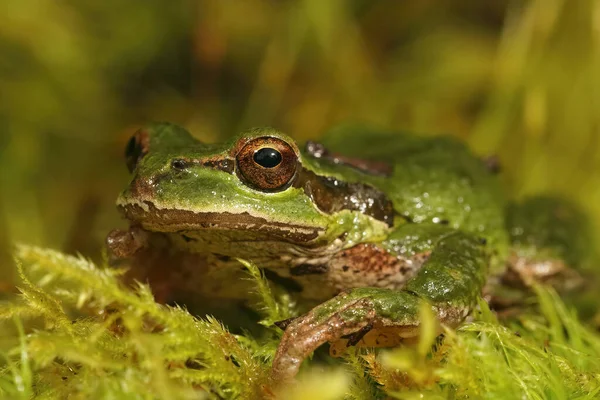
[0,245,598,399]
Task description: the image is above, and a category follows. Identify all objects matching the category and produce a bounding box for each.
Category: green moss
[2,245,269,399]
[1,245,600,399]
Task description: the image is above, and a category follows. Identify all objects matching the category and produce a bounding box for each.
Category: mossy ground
[0,245,599,399]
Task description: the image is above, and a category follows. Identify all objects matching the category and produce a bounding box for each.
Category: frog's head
[117,122,393,247]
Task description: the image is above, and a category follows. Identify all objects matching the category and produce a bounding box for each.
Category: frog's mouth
[119,201,324,243]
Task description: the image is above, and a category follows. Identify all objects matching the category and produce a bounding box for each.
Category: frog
[106,122,591,383]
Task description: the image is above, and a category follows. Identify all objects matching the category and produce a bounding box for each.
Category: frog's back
[320,125,475,164]
[319,125,509,266]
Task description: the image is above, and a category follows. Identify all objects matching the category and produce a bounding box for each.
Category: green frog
[107,122,590,383]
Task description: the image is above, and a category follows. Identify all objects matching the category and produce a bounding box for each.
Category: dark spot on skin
[214,253,231,262]
[439,219,450,225]
[274,317,295,330]
[185,359,203,369]
[433,334,445,350]
[401,214,414,223]
[181,234,195,242]
[290,263,328,276]
[263,269,303,292]
[342,265,350,272]
[62,377,67,381]
[479,237,487,245]
[229,355,240,367]
[345,323,373,347]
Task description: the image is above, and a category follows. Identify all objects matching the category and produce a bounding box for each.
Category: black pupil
[253,148,282,168]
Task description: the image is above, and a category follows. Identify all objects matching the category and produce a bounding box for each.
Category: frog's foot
[270,287,461,384]
[504,196,593,293]
[106,226,197,303]
[106,226,150,260]
[271,290,375,383]
[504,253,584,290]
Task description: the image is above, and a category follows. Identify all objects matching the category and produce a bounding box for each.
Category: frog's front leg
[106,226,251,305]
[271,228,488,382]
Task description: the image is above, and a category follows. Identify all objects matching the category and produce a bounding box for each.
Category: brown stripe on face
[299,140,395,226]
[293,168,395,227]
[201,158,235,173]
[170,156,235,174]
[119,202,323,243]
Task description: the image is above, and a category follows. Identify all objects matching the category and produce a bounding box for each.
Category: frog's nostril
[171,159,188,170]
[479,237,487,245]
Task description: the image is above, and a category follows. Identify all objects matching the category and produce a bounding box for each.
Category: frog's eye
[125,129,149,173]
[236,137,299,191]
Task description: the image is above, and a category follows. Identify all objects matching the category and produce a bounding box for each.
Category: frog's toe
[105,226,149,260]
[270,288,423,384]
[270,293,373,383]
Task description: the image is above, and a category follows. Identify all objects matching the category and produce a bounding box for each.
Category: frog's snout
[127,174,156,200]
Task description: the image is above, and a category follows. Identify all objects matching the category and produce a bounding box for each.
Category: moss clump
[1,245,270,399]
[1,245,599,399]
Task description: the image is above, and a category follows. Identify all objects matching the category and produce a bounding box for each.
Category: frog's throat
[119,201,324,243]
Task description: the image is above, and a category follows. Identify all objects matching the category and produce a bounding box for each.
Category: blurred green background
[1,0,599,287]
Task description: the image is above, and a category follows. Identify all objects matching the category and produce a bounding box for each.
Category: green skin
[107,122,588,383]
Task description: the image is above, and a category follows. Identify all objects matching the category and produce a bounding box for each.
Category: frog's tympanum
[107,122,591,383]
